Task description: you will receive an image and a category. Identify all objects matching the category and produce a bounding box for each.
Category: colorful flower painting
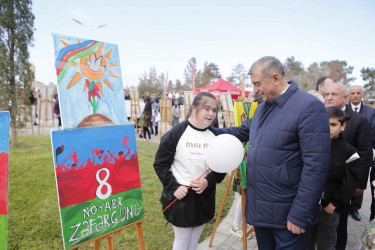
[53,33,127,129]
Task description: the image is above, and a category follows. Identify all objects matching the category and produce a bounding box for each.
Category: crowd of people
[152,56,375,250]
[125,90,185,141]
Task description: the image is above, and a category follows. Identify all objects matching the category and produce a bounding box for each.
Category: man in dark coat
[325,81,372,250]
[216,56,331,249]
[349,85,375,220]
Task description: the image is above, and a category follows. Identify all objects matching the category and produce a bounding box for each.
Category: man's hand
[174,186,188,200]
[323,203,336,214]
[287,221,305,234]
[190,178,208,194]
[354,188,364,196]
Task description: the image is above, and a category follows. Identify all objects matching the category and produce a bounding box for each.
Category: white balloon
[205,134,245,173]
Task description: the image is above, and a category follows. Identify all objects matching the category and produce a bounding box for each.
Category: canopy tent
[193,78,250,101]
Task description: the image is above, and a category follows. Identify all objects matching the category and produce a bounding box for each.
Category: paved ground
[196,180,373,250]
[20,117,373,249]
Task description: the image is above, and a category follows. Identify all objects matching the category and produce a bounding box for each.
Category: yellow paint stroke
[71,61,77,67]
[67,72,82,90]
[97,42,104,53]
[77,39,81,44]
[104,48,112,60]
[60,40,70,46]
[109,71,119,78]
[96,82,103,96]
[249,102,258,118]
[103,79,113,90]
[83,81,87,91]
[109,62,118,68]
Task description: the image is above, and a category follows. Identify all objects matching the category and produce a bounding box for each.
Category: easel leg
[209,170,235,247]
[136,222,146,250]
[241,188,247,249]
[94,239,101,250]
[106,235,114,250]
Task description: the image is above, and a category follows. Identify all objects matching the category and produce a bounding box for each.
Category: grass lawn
[8,135,233,249]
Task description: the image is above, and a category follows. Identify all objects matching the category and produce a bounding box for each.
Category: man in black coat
[325,81,373,250]
[349,85,375,220]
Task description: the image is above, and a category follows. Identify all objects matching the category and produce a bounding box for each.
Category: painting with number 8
[51,124,144,249]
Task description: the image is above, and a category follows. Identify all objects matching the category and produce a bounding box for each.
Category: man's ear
[273,73,281,85]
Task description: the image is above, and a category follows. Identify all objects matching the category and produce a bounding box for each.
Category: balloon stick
[162,167,211,213]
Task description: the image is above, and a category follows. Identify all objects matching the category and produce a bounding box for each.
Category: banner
[51,124,144,249]
[0,112,9,250]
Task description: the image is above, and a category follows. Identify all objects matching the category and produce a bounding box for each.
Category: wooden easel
[17,104,34,135]
[38,89,54,135]
[183,91,193,119]
[210,83,255,249]
[130,89,143,135]
[71,217,147,250]
[221,93,235,127]
[208,169,254,249]
[157,99,172,142]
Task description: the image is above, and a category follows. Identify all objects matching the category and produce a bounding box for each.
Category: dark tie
[354,107,358,113]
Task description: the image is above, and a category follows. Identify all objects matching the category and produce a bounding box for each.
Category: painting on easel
[0,112,9,250]
[51,124,145,249]
[233,102,258,127]
[52,33,127,129]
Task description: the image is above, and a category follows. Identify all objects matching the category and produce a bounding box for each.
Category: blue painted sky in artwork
[51,124,137,169]
[53,33,127,129]
[0,112,10,153]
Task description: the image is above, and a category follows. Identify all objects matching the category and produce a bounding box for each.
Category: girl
[172,99,180,127]
[138,96,152,141]
[153,92,226,250]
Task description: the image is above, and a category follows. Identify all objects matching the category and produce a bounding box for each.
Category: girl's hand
[190,178,208,194]
[174,186,188,200]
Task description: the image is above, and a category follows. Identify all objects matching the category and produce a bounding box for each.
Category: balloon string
[162,167,211,213]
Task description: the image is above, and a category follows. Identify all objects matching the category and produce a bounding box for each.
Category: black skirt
[160,186,216,227]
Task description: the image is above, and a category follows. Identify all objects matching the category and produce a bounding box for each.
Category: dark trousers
[254,226,307,250]
[370,167,375,220]
[143,127,150,140]
[349,193,363,210]
[335,204,350,250]
[306,208,340,250]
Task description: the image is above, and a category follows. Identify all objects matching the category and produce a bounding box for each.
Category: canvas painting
[52,33,127,129]
[233,102,258,127]
[51,124,144,249]
[0,112,9,249]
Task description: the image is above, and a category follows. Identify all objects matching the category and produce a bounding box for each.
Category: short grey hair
[248,56,286,78]
[349,85,363,93]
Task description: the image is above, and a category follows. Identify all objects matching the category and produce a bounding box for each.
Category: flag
[93,149,103,155]
[71,151,78,164]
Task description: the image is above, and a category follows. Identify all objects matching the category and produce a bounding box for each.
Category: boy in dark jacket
[306,106,361,249]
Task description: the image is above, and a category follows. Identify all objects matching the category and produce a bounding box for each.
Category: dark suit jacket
[343,105,373,189]
[355,102,375,148]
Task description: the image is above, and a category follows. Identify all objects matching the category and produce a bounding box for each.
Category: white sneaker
[230,225,242,238]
